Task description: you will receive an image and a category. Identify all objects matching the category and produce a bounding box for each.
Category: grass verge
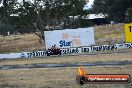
[0,66,132,88]
[0,51,132,66]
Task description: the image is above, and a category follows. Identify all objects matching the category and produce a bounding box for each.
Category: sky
[84,0,94,10]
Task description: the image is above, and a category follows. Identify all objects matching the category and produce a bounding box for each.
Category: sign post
[44,27,95,49]
[125,23,132,42]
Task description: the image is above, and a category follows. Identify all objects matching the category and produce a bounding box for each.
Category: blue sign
[59,40,72,47]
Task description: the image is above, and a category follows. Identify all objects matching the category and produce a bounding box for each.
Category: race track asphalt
[0,60,132,70]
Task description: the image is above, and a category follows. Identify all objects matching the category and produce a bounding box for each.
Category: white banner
[0,43,132,59]
[61,43,132,54]
[0,51,47,59]
[44,27,95,49]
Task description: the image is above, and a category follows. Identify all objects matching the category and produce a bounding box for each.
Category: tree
[18,0,86,39]
[0,0,17,35]
[0,0,87,40]
[93,0,132,23]
[126,7,132,22]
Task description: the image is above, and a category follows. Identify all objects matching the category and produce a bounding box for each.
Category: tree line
[0,0,91,39]
[0,0,132,40]
[93,0,132,23]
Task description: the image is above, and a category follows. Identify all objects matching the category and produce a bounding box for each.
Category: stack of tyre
[47,48,61,56]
